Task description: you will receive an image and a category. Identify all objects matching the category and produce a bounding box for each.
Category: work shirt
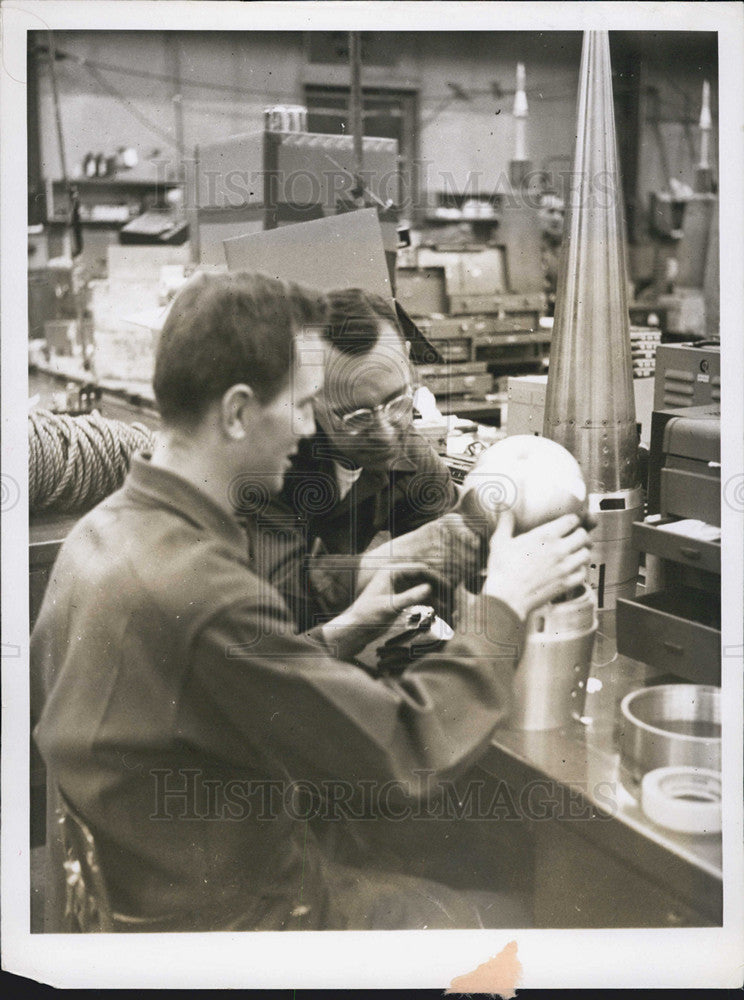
[250,425,458,630]
[33,454,523,931]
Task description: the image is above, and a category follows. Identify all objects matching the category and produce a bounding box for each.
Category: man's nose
[295,403,316,439]
[367,412,399,445]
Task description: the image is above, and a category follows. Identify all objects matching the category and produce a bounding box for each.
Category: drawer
[449,294,506,315]
[423,338,472,363]
[616,588,720,684]
[419,371,493,397]
[661,468,720,526]
[632,518,720,574]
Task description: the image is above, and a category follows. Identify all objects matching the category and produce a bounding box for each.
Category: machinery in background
[647,187,718,339]
[652,340,721,412]
[543,30,643,616]
[119,210,188,246]
[396,61,549,408]
[616,402,721,687]
[615,343,720,687]
[641,81,719,340]
[395,209,548,398]
[646,341,720,516]
[185,125,400,283]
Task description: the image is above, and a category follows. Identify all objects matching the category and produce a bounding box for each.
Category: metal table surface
[479,621,723,925]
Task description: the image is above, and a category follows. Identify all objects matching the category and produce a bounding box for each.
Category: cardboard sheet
[223,207,392,299]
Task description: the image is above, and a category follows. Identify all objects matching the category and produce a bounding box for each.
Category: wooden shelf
[45,177,183,228]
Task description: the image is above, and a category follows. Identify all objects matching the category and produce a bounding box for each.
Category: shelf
[49,178,180,189]
[423,215,500,225]
[46,218,136,228]
[45,177,183,229]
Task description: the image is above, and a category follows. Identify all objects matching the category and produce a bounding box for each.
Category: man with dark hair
[32,270,591,931]
[253,286,477,632]
[153,270,325,424]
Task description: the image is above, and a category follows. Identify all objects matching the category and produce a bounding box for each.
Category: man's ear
[405,340,412,359]
[311,392,332,435]
[221,384,255,440]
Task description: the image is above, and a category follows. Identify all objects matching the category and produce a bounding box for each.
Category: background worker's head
[539,191,566,242]
[153,271,327,494]
[315,288,414,471]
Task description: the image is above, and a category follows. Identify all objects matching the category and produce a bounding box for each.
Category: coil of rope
[29,409,155,514]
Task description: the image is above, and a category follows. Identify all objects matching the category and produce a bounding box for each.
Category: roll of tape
[641,766,721,835]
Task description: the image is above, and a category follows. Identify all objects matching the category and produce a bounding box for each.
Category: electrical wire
[80,61,184,153]
[46,33,70,186]
[36,44,291,100]
[29,410,155,514]
[39,44,580,110]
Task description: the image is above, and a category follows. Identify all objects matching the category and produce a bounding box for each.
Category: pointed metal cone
[543,30,639,494]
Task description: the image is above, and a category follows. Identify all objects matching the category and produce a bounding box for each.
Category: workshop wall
[35,31,306,183]
[35,30,717,227]
[636,34,719,211]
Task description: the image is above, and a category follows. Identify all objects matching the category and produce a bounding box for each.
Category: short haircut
[324,287,403,356]
[153,271,326,427]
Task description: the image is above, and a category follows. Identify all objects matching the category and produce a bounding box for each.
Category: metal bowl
[619,684,721,788]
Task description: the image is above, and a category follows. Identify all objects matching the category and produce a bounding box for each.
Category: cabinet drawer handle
[679,546,701,561]
[662,640,684,654]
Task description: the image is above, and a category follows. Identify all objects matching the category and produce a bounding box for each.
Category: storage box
[44,319,78,357]
[506,374,547,436]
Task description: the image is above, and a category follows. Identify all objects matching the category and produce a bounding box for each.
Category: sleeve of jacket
[184,585,524,791]
[251,515,361,632]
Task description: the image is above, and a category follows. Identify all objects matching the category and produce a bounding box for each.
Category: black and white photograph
[2,0,742,991]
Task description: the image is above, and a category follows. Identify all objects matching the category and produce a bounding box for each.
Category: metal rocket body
[543,31,642,611]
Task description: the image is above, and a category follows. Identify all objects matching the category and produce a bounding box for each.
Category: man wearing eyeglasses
[250,287,478,634]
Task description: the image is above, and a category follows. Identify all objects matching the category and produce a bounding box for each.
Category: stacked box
[87,245,191,385]
[630,325,662,379]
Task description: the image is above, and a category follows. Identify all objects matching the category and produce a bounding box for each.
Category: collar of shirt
[333,460,364,502]
[125,453,247,553]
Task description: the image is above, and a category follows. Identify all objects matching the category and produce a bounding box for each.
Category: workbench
[479,624,722,928]
[27,370,723,925]
[29,527,723,926]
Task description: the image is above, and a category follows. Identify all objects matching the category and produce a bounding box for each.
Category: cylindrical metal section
[510,584,598,731]
[586,486,643,609]
[619,684,721,790]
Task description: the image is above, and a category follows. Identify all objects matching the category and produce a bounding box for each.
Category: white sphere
[460,435,587,533]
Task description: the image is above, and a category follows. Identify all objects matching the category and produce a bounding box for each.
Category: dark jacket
[33,455,522,930]
[249,425,458,631]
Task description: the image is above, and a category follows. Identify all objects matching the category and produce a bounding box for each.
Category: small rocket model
[513,62,528,161]
[696,80,713,192]
[510,62,530,189]
[543,30,642,612]
[699,80,712,168]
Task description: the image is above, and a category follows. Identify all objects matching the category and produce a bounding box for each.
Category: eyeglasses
[332,387,414,435]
